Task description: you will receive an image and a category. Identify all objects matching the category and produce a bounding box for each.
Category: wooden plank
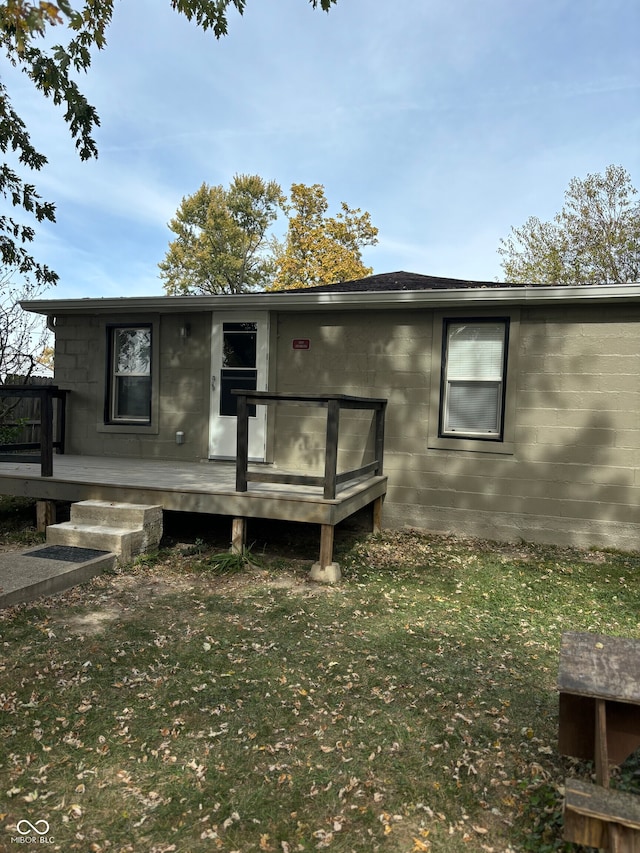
[372,495,384,533]
[324,400,340,498]
[250,463,378,490]
[374,404,386,475]
[564,778,640,852]
[55,389,67,454]
[596,698,610,788]
[39,389,53,477]
[0,385,59,398]
[231,518,246,554]
[235,393,249,492]
[0,454,386,527]
[237,390,387,406]
[335,461,379,485]
[36,500,56,532]
[0,453,41,462]
[324,399,339,500]
[558,632,640,704]
[319,524,335,569]
[246,471,325,487]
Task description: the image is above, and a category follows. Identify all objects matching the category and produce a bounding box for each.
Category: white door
[209,313,269,460]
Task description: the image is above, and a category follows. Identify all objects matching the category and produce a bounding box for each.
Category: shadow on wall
[397,308,639,549]
[272,310,429,479]
[150,315,211,460]
[272,306,640,550]
[271,402,378,477]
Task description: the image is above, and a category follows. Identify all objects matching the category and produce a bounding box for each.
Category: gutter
[21,283,640,316]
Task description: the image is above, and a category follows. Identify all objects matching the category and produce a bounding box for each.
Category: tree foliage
[269,183,379,291]
[160,180,379,294]
[0,0,338,287]
[499,165,640,284]
[159,175,285,295]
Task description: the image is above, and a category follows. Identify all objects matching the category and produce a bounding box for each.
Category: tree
[269,183,379,291]
[498,165,640,285]
[159,175,285,295]
[0,267,51,384]
[0,1,338,287]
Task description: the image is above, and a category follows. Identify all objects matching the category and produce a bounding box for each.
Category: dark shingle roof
[283,271,520,293]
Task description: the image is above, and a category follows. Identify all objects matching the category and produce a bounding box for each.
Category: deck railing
[0,385,68,476]
[233,391,387,499]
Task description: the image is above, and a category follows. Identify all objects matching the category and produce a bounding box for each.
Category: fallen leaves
[1,530,638,851]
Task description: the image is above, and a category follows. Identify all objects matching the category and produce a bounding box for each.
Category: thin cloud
[4,0,638,297]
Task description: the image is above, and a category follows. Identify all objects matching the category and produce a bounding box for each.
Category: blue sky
[8,0,640,299]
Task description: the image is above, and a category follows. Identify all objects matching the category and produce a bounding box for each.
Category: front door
[209,313,269,460]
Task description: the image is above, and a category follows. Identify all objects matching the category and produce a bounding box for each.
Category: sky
[5,0,640,299]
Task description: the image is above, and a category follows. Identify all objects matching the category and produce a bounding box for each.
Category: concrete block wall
[54,313,210,461]
[52,299,640,551]
[275,305,640,550]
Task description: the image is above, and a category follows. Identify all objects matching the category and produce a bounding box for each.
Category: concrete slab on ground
[0,544,116,608]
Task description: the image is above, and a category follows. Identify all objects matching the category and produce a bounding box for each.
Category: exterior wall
[54,312,211,461]
[53,298,640,550]
[273,305,640,551]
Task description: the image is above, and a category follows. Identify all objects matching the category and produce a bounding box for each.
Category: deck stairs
[46,500,163,564]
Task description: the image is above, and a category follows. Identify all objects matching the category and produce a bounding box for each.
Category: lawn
[1,505,640,852]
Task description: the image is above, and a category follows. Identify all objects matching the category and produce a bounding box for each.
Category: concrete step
[46,522,145,563]
[0,546,116,609]
[69,500,162,533]
[46,501,163,564]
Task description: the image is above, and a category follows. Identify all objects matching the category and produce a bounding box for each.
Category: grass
[1,504,640,852]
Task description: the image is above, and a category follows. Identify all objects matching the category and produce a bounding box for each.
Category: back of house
[22,271,640,551]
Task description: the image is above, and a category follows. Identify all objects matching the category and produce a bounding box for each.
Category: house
[15,270,640,556]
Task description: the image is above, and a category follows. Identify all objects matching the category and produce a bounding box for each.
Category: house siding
[273,305,640,550]
[50,297,640,551]
[54,312,211,460]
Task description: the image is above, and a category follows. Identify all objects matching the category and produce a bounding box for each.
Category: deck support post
[309,523,341,583]
[231,517,247,555]
[36,500,56,533]
[372,495,384,534]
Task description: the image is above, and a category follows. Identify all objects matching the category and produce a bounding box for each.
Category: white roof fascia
[21,283,640,316]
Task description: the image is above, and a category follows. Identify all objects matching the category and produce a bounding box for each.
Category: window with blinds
[440,320,508,439]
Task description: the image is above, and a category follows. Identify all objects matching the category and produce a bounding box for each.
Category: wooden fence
[1,375,54,444]
[0,382,67,476]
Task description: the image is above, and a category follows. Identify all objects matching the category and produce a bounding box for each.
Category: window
[107,326,152,423]
[440,319,508,440]
[220,322,258,417]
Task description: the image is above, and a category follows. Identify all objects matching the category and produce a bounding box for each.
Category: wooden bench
[558,632,640,787]
[564,778,640,852]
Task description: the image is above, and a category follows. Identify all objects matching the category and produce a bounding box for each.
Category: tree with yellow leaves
[269,183,379,291]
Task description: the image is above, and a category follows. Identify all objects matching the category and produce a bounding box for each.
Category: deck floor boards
[0,455,387,525]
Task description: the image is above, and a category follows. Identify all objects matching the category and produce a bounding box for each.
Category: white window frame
[440,319,508,440]
[428,310,519,455]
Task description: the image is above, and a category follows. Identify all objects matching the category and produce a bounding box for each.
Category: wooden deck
[0,454,386,524]
[0,390,388,576]
[0,455,387,571]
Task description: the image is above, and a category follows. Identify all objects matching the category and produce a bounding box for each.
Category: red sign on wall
[292,339,310,350]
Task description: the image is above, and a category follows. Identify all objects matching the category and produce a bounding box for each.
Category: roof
[284,270,516,293]
[21,270,640,316]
